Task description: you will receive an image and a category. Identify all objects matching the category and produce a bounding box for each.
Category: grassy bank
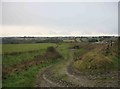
[3,59,58,87]
[73,43,119,73]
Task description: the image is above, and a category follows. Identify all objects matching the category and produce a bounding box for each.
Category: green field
[2,42,119,87]
[2,43,71,87]
[3,43,56,67]
[2,43,56,54]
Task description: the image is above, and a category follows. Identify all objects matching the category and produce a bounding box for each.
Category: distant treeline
[1,36,118,44]
[2,37,63,44]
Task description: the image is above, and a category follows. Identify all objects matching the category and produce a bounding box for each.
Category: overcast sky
[2,2,118,37]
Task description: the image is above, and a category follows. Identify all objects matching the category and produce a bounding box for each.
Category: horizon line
[1,35,119,38]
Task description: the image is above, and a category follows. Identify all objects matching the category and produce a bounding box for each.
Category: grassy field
[2,43,71,87]
[2,43,56,67]
[2,43,56,54]
[2,42,119,87]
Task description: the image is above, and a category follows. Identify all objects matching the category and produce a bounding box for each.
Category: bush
[46,46,56,53]
[45,46,62,59]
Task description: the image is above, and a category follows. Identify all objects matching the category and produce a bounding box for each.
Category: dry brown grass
[73,43,118,72]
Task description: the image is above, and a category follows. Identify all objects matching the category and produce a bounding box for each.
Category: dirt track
[35,66,59,87]
[35,49,119,87]
[35,49,93,87]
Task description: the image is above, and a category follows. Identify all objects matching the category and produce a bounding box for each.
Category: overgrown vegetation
[73,42,119,73]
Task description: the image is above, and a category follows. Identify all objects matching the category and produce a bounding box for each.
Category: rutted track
[35,49,118,87]
[35,49,91,87]
[66,61,95,87]
[35,66,59,87]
